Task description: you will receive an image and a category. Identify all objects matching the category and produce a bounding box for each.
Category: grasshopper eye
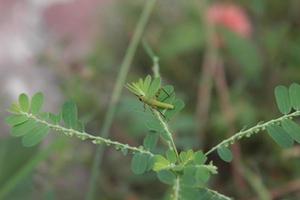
[138,97,142,102]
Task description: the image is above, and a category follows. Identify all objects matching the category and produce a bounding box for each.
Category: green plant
[5,70,300,199]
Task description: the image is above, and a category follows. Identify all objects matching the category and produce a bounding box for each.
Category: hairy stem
[22,112,153,156]
[86,1,157,199]
[205,111,300,156]
[154,110,179,159]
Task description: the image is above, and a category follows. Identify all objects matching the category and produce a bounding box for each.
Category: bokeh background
[1,0,300,199]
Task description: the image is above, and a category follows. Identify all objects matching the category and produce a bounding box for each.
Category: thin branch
[21,112,154,156]
[205,110,300,156]
[153,110,179,159]
[172,177,180,200]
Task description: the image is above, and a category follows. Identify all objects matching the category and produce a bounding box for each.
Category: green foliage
[157,170,176,185]
[275,85,291,114]
[289,83,300,110]
[18,94,30,112]
[281,119,300,143]
[266,124,294,148]
[131,153,151,175]
[30,92,44,115]
[217,147,233,163]
[62,101,78,129]
[6,78,300,200]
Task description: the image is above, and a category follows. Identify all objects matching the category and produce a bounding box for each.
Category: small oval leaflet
[131,153,149,175]
[5,115,29,126]
[217,146,233,162]
[289,83,300,110]
[195,166,210,184]
[31,92,44,114]
[19,93,30,112]
[62,101,78,129]
[275,85,291,114]
[157,170,176,185]
[281,119,300,143]
[11,119,37,137]
[266,124,294,148]
[22,124,50,147]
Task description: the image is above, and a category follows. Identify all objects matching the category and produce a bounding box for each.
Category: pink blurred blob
[207,3,252,38]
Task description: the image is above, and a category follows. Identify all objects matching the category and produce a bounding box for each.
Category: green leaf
[19,93,30,112]
[281,119,300,143]
[62,101,78,129]
[143,133,158,151]
[166,149,177,163]
[5,115,28,126]
[195,166,210,184]
[147,77,161,98]
[31,92,44,114]
[194,151,207,165]
[157,170,176,185]
[165,99,185,120]
[181,166,197,187]
[275,85,291,114]
[131,153,149,175]
[180,150,194,164]
[11,119,37,137]
[7,103,21,114]
[289,83,300,110]
[153,155,170,171]
[22,124,50,147]
[217,147,233,162]
[267,124,294,148]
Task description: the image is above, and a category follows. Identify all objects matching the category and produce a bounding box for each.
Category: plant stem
[22,112,154,156]
[205,111,300,156]
[147,48,179,160]
[172,177,180,200]
[154,110,179,159]
[86,1,157,199]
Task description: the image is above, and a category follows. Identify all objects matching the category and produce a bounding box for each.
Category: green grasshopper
[126,75,174,113]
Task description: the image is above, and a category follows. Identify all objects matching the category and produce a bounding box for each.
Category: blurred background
[1,0,300,199]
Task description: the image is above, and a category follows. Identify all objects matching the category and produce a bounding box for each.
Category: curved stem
[205,111,300,156]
